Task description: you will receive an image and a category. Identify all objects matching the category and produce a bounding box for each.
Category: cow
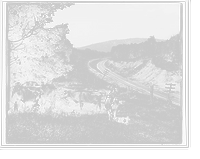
[105,95,120,120]
[22,81,39,87]
[40,83,56,96]
[105,95,112,120]
[111,87,120,96]
[11,85,41,111]
[65,90,103,110]
[106,84,120,96]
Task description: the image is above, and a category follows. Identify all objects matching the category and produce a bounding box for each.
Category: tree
[70,54,79,64]
[56,37,73,61]
[7,2,74,114]
[145,36,157,57]
[161,40,178,62]
[8,2,73,50]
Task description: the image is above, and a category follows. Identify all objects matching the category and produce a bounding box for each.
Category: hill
[78,38,162,52]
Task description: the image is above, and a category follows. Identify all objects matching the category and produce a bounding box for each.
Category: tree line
[111,35,180,67]
[70,48,108,64]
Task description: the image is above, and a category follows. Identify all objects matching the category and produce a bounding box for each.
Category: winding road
[88,59,181,106]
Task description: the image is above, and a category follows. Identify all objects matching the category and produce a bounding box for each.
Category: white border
[0,0,189,149]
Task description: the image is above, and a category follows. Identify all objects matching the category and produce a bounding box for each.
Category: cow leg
[32,104,40,113]
[98,102,101,111]
[108,111,111,120]
[80,102,83,110]
[94,103,99,112]
[14,102,18,112]
[33,99,40,113]
[79,92,84,110]
[113,110,117,119]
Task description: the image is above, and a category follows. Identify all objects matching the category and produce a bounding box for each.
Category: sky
[47,3,180,48]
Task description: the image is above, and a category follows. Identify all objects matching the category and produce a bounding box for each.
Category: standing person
[96,93,103,111]
[79,91,84,110]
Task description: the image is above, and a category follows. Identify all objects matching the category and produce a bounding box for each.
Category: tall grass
[7,90,182,144]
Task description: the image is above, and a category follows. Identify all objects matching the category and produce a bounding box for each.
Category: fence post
[126,86,129,98]
[165,83,176,105]
[150,85,153,105]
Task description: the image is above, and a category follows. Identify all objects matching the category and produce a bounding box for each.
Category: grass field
[7,90,182,144]
[7,99,182,144]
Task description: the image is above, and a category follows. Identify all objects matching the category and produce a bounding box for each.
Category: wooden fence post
[165,83,175,104]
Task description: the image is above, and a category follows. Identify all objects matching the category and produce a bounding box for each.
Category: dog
[113,116,130,125]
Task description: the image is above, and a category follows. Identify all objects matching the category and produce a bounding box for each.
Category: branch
[10,40,24,50]
[9,16,41,43]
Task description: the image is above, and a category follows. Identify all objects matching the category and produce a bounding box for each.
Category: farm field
[6,89,182,144]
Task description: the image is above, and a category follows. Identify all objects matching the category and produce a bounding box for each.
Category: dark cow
[65,90,102,110]
[11,84,41,111]
[40,83,56,96]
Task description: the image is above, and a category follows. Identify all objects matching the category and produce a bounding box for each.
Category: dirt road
[88,58,181,106]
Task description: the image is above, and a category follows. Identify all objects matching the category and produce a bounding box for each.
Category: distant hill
[78,38,163,53]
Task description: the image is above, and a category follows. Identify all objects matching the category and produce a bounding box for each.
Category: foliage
[78,49,107,58]
[70,54,79,64]
[56,38,73,61]
[36,54,72,82]
[8,3,72,85]
[110,34,182,71]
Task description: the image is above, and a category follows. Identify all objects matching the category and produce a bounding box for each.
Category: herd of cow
[11,81,131,125]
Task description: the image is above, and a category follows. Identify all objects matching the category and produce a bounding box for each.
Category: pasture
[7,94,182,144]
[6,57,182,145]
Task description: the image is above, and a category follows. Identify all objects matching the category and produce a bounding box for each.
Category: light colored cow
[105,95,119,120]
[105,95,112,120]
[40,82,56,109]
